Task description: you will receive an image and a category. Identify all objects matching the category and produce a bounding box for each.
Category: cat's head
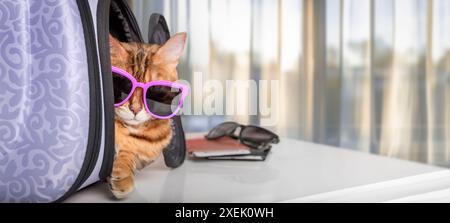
[109,33,187,126]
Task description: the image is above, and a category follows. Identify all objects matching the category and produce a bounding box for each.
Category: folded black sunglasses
[205,122,280,150]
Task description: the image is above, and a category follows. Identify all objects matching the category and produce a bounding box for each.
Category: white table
[65,135,450,203]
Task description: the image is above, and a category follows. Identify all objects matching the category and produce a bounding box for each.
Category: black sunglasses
[205,122,280,150]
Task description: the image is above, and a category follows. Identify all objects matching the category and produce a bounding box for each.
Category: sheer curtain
[129,0,305,136]
[378,0,428,162]
[429,0,450,165]
[129,0,450,167]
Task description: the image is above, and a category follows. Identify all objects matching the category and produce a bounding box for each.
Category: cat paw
[111,164,133,181]
[108,175,134,199]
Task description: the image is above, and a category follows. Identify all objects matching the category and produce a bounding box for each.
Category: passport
[186,136,270,161]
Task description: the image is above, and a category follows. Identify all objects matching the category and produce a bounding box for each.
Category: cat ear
[109,34,127,56]
[152,32,187,68]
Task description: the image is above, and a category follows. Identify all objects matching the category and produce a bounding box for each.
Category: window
[130,0,450,167]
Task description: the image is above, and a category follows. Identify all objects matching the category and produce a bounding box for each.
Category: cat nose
[129,104,142,115]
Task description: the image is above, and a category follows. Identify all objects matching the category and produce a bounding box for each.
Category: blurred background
[127,0,450,167]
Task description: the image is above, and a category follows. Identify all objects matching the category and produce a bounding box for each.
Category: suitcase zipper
[98,0,115,181]
[55,0,102,202]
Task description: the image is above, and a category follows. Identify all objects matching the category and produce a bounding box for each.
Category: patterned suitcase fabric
[0,0,109,203]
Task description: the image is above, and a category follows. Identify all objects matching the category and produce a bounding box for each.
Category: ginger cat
[109,33,187,199]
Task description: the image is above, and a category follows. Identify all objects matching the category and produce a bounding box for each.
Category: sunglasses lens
[112,72,133,105]
[241,127,278,144]
[146,85,183,117]
[205,122,238,139]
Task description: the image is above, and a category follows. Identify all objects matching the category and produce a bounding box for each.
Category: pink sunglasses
[112,66,189,119]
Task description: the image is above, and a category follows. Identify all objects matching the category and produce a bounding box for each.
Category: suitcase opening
[110,0,144,43]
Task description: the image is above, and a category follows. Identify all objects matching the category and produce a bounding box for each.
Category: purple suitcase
[0,0,187,203]
[0,0,116,202]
